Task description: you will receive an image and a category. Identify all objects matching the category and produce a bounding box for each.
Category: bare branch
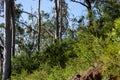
[0,14,38,33]
[0,10,37,18]
[71,0,88,8]
[43,27,54,38]
[17,20,38,33]
[21,10,37,18]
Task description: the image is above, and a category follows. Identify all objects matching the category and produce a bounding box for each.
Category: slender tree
[2,0,11,79]
[50,0,68,41]
[11,0,15,56]
[54,0,60,40]
[38,0,41,51]
[59,0,68,41]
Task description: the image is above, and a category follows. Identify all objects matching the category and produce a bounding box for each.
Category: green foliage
[1,0,120,79]
[15,3,23,19]
[100,41,120,76]
[12,53,41,74]
[44,42,69,68]
[114,18,120,37]
[11,32,120,80]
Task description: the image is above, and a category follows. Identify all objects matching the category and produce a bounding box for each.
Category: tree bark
[2,0,12,79]
[54,0,60,40]
[11,0,15,57]
[58,0,68,41]
[38,0,41,51]
[59,0,63,41]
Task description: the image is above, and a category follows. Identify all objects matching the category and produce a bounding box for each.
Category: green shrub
[11,32,120,79]
[12,52,41,74]
[43,42,69,68]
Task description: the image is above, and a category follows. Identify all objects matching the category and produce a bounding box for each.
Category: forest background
[0,0,120,80]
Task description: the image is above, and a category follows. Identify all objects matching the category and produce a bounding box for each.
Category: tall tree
[2,0,11,79]
[11,0,15,56]
[52,0,68,41]
[54,0,60,40]
[38,0,41,51]
[59,0,68,41]
[59,0,63,41]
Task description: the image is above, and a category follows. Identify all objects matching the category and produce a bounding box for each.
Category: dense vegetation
[0,0,120,80]
[11,30,120,80]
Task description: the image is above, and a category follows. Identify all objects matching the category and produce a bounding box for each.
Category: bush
[43,42,69,68]
[12,52,41,74]
[11,32,120,79]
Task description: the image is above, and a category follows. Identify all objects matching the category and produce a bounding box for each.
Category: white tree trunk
[2,0,11,80]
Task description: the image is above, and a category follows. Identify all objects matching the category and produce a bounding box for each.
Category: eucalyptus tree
[15,0,42,52]
[59,0,68,41]
[0,0,16,57]
[54,0,60,40]
[37,0,41,51]
[2,0,11,79]
[51,0,68,41]
[11,0,15,56]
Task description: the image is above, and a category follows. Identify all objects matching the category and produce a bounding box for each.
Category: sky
[0,0,87,23]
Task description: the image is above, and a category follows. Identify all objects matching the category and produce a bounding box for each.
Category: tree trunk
[11,0,15,57]
[59,0,68,41]
[0,46,3,75]
[59,0,63,41]
[37,0,41,51]
[2,0,12,80]
[54,0,60,40]
[86,0,93,26]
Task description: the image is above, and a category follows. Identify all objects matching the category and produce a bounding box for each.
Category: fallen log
[68,64,103,80]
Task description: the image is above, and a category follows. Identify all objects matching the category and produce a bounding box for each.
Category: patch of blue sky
[0,0,87,24]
